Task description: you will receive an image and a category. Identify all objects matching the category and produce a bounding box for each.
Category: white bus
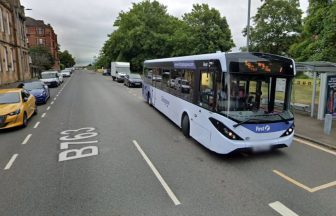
[142,52,296,154]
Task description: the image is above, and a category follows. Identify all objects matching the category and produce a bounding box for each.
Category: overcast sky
[21,0,309,66]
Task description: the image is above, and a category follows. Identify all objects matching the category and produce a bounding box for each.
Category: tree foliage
[290,0,336,62]
[59,50,76,68]
[29,46,54,70]
[182,4,235,54]
[95,1,235,71]
[244,0,302,55]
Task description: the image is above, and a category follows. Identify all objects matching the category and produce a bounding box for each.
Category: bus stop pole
[311,71,317,117]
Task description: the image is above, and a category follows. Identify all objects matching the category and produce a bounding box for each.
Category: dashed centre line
[132,140,181,206]
[41,113,46,118]
[22,134,32,145]
[47,106,51,110]
[33,121,40,128]
[269,201,299,216]
[51,101,54,105]
[4,154,18,170]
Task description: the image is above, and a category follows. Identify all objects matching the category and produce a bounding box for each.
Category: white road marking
[273,170,336,192]
[34,121,40,128]
[132,140,181,206]
[294,137,336,156]
[54,97,57,101]
[269,201,299,216]
[41,113,46,118]
[22,134,32,145]
[51,101,54,105]
[47,106,51,110]
[4,154,18,170]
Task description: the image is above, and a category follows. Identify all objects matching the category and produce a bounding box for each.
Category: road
[0,70,335,216]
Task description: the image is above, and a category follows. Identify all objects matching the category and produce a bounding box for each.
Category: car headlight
[8,109,21,116]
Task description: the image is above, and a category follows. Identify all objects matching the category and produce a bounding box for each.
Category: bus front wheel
[181,114,190,138]
[147,93,151,105]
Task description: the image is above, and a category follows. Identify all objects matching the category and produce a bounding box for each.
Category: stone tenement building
[0,0,30,86]
[26,17,60,70]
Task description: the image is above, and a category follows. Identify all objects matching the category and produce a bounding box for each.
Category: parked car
[102,69,111,76]
[22,81,50,104]
[60,69,71,77]
[40,71,61,87]
[124,74,143,87]
[58,73,64,83]
[0,88,37,129]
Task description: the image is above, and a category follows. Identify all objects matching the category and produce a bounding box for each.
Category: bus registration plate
[252,145,271,153]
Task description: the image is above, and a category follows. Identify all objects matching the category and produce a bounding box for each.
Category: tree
[290,0,336,62]
[95,1,236,71]
[182,4,235,54]
[29,46,54,70]
[244,0,302,55]
[59,50,76,68]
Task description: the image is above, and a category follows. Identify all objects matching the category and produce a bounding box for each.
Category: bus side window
[199,70,214,110]
[153,68,162,89]
[181,70,194,102]
[162,69,170,91]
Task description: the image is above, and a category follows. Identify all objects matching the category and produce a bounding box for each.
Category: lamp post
[246,0,251,52]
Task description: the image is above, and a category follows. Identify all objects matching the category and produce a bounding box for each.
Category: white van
[111,62,130,82]
[40,71,61,87]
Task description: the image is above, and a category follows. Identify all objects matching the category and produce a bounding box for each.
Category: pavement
[294,112,336,150]
[0,70,335,216]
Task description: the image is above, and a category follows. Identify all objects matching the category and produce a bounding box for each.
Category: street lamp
[246,0,251,52]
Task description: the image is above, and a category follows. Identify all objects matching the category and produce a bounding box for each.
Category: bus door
[192,66,215,145]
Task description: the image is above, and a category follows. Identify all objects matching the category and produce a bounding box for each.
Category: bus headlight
[209,118,243,140]
[280,124,295,137]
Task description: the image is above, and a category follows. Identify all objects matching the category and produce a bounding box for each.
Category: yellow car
[0,88,37,129]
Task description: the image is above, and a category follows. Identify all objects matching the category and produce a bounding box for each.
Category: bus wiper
[274,113,289,124]
[233,118,262,128]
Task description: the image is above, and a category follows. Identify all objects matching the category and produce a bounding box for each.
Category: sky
[21,0,309,66]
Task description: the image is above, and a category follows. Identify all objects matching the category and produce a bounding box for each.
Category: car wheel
[22,112,28,128]
[181,114,190,138]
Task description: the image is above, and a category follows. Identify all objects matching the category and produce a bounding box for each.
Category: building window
[37,38,45,45]
[10,48,14,72]
[4,46,8,71]
[0,8,4,32]
[37,27,44,35]
[6,11,10,35]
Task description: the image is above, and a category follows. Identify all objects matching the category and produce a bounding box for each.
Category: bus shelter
[295,62,336,119]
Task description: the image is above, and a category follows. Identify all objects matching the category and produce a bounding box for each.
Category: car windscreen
[24,82,44,90]
[0,92,20,104]
[129,74,141,79]
[41,73,57,79]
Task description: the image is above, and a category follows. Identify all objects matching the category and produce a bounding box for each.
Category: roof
[0,88,22,93]
[25,17,48,27]
[145,52,228,71]
[296,61,336,73]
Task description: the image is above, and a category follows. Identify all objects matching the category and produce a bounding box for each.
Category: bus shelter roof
[296,61,336,73]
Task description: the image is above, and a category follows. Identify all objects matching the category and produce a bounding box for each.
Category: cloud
[21,0,308,65]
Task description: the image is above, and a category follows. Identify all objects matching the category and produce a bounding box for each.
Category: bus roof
[144,52,296,75]
[144,52,227,71]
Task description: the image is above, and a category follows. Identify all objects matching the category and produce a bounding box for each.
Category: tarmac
[294,111,336,150]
